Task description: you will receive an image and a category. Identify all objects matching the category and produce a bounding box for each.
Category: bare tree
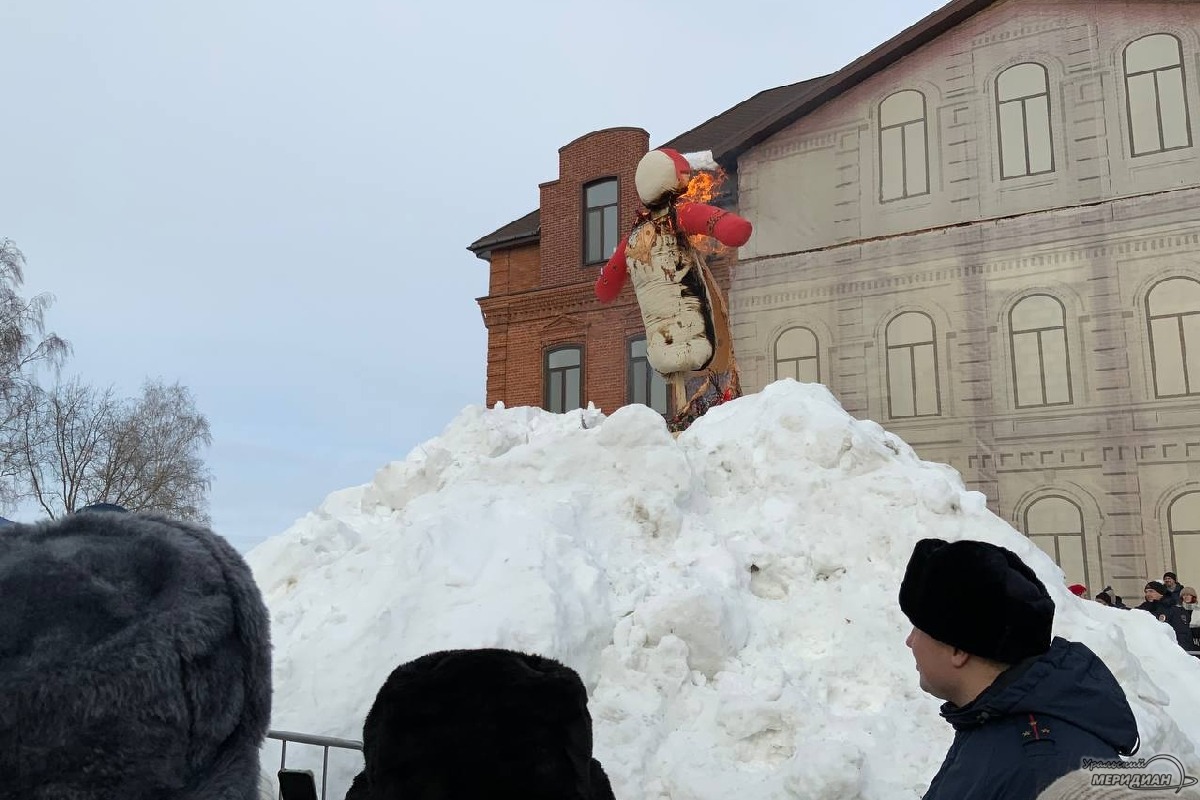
[0,240,70,506]
[0,240,70,398]
[13,378,213,522]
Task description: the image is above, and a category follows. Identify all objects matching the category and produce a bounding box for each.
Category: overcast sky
[0,0,947,552]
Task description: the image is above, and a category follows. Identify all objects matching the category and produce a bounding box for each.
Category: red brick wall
[478,126,742,415]
[487,251,509,297]
[539,128,649,287]
[507,244,540,294]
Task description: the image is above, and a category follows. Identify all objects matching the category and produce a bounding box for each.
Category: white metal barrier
[267,730,363,800]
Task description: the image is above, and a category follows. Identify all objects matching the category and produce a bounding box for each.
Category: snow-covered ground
[247,380,1200,799]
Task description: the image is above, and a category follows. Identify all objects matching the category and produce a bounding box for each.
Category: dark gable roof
[711,0,998,161]
[468,0,1000,259]
[659,76,828,158]
[466,208,540,256]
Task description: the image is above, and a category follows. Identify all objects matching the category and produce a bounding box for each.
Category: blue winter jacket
[923,637,1139,800]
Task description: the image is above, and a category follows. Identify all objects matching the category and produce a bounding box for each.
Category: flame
[677,167,730,256]
[679,167,727,205]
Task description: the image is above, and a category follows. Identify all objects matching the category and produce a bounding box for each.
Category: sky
[0,0,948,552]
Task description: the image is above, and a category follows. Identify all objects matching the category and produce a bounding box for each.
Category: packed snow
[247,380,1200,799]
[683,150,719,171]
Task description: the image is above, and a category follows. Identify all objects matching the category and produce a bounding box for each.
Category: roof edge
[558,126,650,153]
[658,76,831,153]
[467,231,540,259]
[714,0,998,160]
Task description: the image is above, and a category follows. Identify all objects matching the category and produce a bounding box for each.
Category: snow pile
[247,380,1200,799]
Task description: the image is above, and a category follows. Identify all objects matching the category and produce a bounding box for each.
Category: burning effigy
[595,148,752,432]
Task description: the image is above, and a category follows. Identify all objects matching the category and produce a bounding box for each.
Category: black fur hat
[899,538,1055,663]
[354,648,615,800]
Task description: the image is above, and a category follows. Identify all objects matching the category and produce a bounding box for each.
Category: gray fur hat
[0,510,272,799]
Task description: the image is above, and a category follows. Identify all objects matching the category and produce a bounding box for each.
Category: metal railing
[267,729,363,800]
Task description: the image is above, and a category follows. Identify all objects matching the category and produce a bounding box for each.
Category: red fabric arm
[676,203,752,247]
[594,238,629,303]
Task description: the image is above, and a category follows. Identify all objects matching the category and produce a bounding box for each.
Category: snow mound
[247,380,1200,799]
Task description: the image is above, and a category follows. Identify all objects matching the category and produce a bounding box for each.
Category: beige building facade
[729,0,1200,597]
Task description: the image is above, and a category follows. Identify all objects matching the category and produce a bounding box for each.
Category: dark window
[1124,34,1193,156]
[584,179,619,264]
[544,345,583,413]
[628,337,668,414]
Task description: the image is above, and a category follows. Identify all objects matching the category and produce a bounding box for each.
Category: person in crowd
[76,501,130,513]
[1067,583,1088,598]
[1180,587,1200,650]
[0,508,272,799]
[1094,588,1129,609]
[1137,581,1193,650]
[1163,572,1184,606]
[900,538,1138,800]
[345,647,616,800]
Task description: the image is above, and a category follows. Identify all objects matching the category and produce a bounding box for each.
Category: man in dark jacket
[1137,581,1192,650]
[900,539,1139,800]
[1162,572,1184,605]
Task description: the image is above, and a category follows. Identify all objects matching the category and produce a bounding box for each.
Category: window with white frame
[1024,495,1089,587]
[545,345,583,412]
[1010,294,1072,407]
[1146,277,1200,397]
[584,179,619,264]
[774,327,820,384]
[1168,492,1200,590]
[997,63,1054,178]
[885,311,940,418]
[1124,34,1193,156]
[879,91,930,202]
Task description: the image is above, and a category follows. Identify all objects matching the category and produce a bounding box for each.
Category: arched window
[1010,294,1072,407]
[1168,492,1200,587]
[1024,495,1089,587]
[880,91,930,202]
[1124,34,1192,156]
[885,312,940,418]
[584,179,619,264]
[774,327,820,383]
[1146,277,1200,397]
[544,345,583,413]
[628,337,668,414]
[997,63,1054,178]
